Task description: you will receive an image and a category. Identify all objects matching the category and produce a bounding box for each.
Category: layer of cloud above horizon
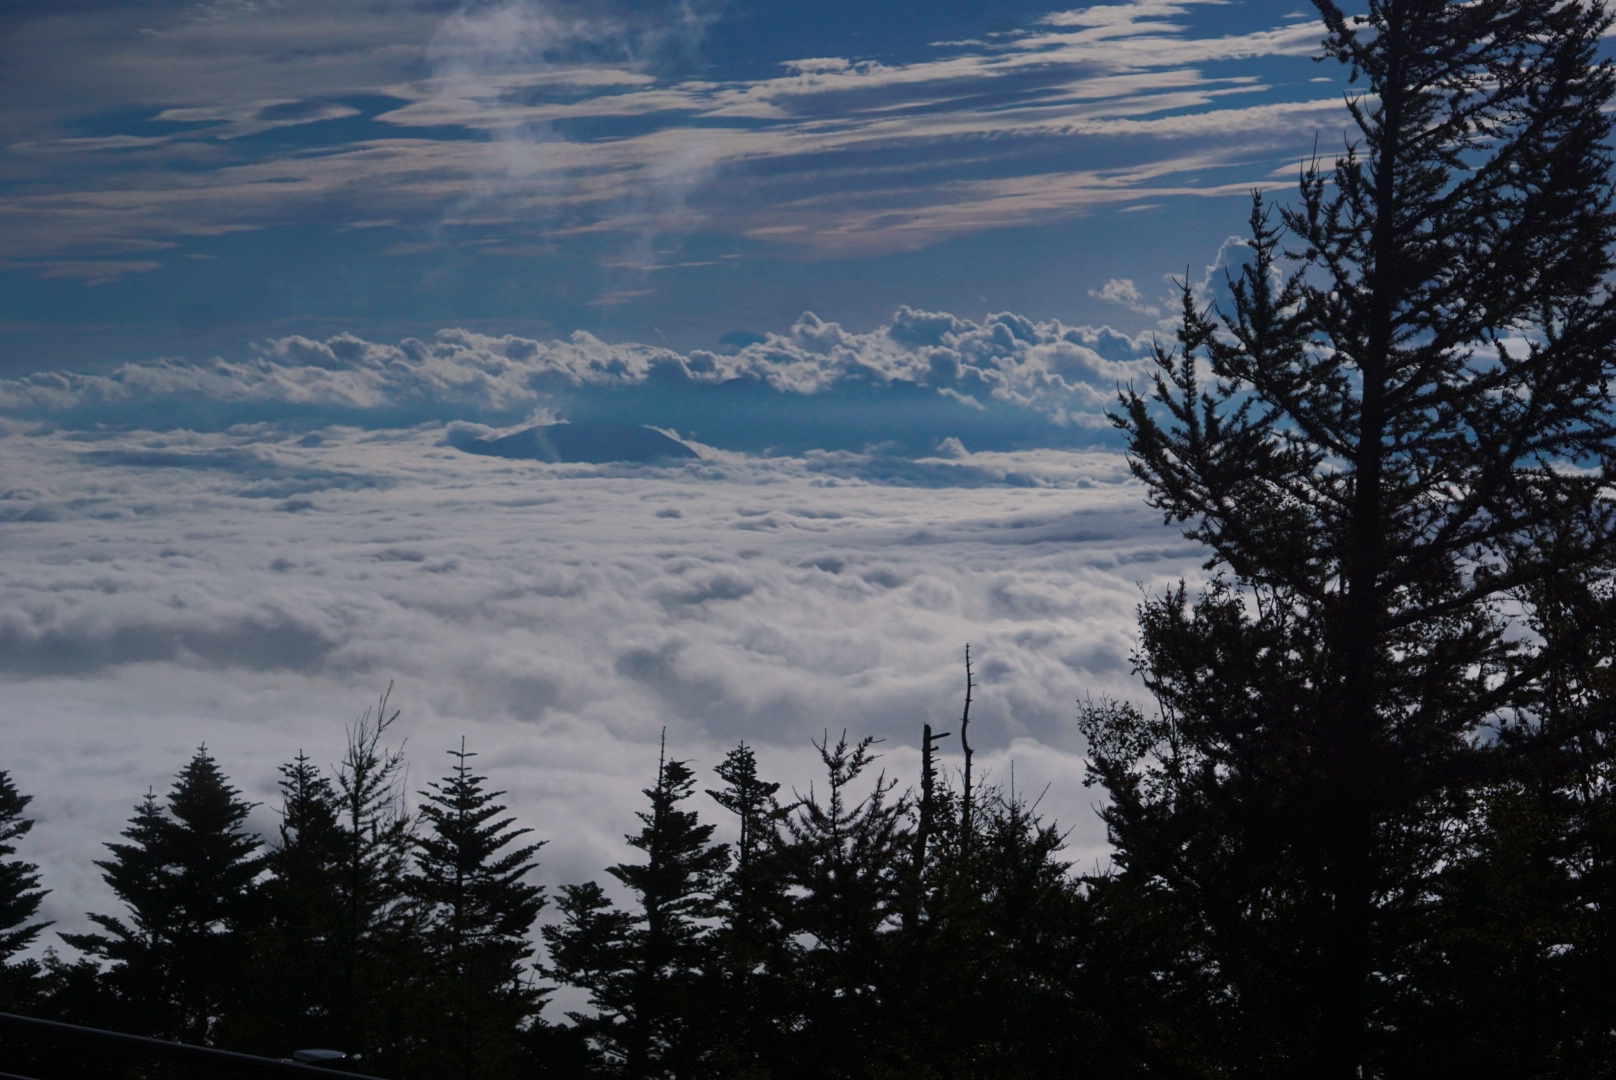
[0,381,1206,951]
[3,304,1164,453]
[0,294,1215,950]
[0,0,1344,363]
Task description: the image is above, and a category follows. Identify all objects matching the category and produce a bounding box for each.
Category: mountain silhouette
[450,422,698,464]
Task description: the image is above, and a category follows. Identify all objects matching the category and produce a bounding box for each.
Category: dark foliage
[537,713,1100,1080]
[0,771,48,1009]
[767,732,912,1079]
[1090,0,1616,1076]
[60,748,264,1044]
[229,751,348,1057]
[411,739,548,1080]
[545,739,730,1080]
[229,690,430,1074]
[705,742,788,1079]
[13,13,1616,1053]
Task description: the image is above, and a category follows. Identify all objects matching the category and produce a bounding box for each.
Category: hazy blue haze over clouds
[1,0,1308,945]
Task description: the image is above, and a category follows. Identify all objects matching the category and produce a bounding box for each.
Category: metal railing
[0,1011,389,1080]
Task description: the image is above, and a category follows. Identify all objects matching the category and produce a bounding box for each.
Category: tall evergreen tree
[770,732,911,1080]
[1409,558,1616,1077]
[229,752,347,1056]
[707,744,780,899]
[0,771,48,1009]
[706,743,788,1078]
[903,781,1105,1080]
[234,691,421,1069]
[546,739,729,1080]
[328,688,422,1071]
[62,748,263,1043]
[544,880,636,1070]
[411,739,547,1080]
[1524,566,1616,1076]
[1089,0,1616,1075]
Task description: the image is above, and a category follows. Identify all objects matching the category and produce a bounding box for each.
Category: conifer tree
[327,689,422,1070]
[230,752,347,1055]
[1522,568,1616,1076]
[411,739,547,1080]
[236,691,421,1069]
[707,743,780,895]
[0,771,48,1009]
[926,786,1103,1079]
[1409,561,1616,1076]
[544,880,636,1067]
[706,743,787,1075]
[62,748,263,1043]
[897,751,1104,1078]
[1089,0,1616,1074]
[771,732,911,1080]
[545,740,729,1080]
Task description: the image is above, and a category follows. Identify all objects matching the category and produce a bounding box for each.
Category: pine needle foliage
[545,740,729,1080]
[769,732,912,1080]
[61,748,263,1044]
[412,739,548,1080]
[0,771,48,1009]
[231,751,348,1056]
[1090,0,1616,1075]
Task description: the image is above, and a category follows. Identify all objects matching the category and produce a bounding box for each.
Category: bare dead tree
[958,646,974,853]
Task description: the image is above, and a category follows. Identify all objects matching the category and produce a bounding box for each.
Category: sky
[0,0,1345,948]
[0,0,1344,367]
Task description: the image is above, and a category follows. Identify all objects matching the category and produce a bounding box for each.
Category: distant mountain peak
[448,422,698,464]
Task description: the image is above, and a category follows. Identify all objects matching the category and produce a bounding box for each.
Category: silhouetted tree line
[0,687,1114,1080]
[8,0,1616,1075]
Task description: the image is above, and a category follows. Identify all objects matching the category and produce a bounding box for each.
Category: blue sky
[0,0,1342,938]
[2,0,1341,371]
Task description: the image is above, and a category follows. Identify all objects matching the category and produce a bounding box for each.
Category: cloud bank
[1,424,1202,947]
[0,301,1208,949]
[1,306,1157,451]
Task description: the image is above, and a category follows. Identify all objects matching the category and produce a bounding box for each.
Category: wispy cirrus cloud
[0,0,1339,276]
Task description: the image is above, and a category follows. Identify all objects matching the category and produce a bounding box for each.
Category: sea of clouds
[0,305,1209,949]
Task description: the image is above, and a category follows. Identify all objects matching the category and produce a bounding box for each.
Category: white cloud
[152,99,363,139]
[0,306,1156,431]
[1089,277,1162,316]
[0,0,1338,264]
[0,419,1205,956]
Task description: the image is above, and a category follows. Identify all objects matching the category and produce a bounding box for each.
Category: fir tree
[925,785,1104,1080]
[328,688,422,1071]
[0,771,48,1009]
[897,746,1106,1078]
[62,748,263,1043]
[234,690,421,1069]
[707,743,780,893]
[546,738,729,1080]
[544,881,636,1067]
[706,743,788,1076]
[771,732,911,1080]
[229,751,347,1055]
[1408,559,1616,1076]
[411,739,547,1080]
[1092,0,1616,1074]
[1524,568,1616,1076]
